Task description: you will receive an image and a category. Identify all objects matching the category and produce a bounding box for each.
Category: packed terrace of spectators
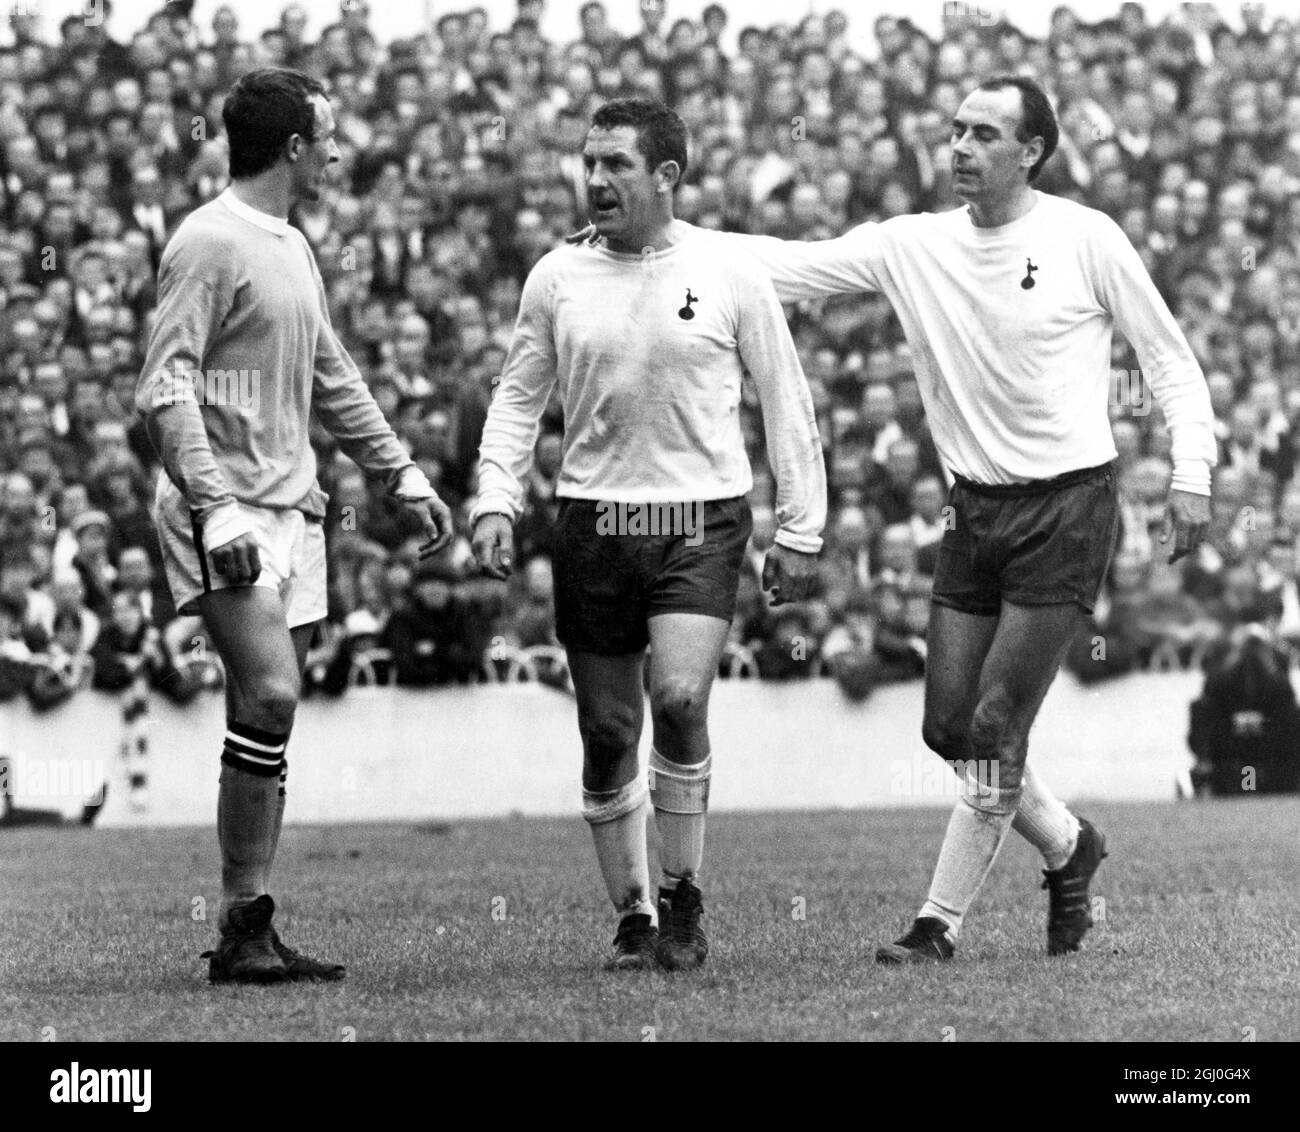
[1,0,1297,704]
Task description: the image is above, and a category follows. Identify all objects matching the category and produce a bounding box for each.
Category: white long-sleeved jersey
[735,192,1217,494]
[472,224,827,553]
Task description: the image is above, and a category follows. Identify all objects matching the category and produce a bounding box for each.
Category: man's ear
[1022,135,1044,173]
[656,160,681,194]
[287,134,302,163]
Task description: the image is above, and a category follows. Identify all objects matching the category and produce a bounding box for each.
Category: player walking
[734,76,1216,961]
[137,69,452,983]
[472,99,826,971]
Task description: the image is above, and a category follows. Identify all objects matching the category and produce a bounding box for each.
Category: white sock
[649,748,710,889]
[584,780,656,925]
[919,780,1023,941]
[1013,763,1080,871]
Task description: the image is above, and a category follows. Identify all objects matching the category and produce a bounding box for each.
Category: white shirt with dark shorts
[733,195,1217,614]
[473,224,827,654]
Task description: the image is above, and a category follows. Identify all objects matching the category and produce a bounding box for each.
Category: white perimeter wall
[1,672,1202,826]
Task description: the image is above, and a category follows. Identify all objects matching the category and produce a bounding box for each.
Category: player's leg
[255,514,344,980]
[199,585,301,983]
[247,618,349,982]
[880,599,1082,963]
[877,599,995,963]
[919,601,998,763]
[918,601,1083,951]
[641,497,751,970]
[991,469,1118,954]
[921,602,1084,880]
[568,646,658,970]
[552,498,659,969]
[266,621,317,868]
[979,606,1109,958]
[206,625,310,858]
[877,478,1004,964]
[881,470,1117,963]
[645,612,729,970]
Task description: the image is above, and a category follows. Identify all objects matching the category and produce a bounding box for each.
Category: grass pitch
[2,799,1297,1042]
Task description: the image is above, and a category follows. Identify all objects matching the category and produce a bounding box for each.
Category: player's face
[583,125,672,251]
[950,87,1041,204]
[292,94,340,204]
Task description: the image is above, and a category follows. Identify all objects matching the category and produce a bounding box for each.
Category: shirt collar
[218,188,290,237]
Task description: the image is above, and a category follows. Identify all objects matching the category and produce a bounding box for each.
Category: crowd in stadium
[1,0,1299,707]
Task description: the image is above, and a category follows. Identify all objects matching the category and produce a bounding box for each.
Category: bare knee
[578,702,642,765]
[650,677,710,738]
[967,688,1027,787]
[968,688,1013,753]
[242,677,299,733]
[922,709,969,761]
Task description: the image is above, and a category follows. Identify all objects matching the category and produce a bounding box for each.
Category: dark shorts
[553,497,753,656]
[932,462,1120,617]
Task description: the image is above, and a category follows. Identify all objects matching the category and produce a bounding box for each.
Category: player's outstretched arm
[569,221,886,304]
[721,223,886,305]
[734,260,828,603]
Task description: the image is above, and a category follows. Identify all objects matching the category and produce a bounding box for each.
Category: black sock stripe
[221,742,282,764]
[224,737,285,762]
[220,750,285,777]
[227,719,291,747]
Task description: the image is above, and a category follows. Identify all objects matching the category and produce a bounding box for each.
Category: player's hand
[398,494,455,559]
[564,224,599,246]
[1159,488,1211,564]
[472,513,515,579]
[209,532,262,585]
[761,544,820,606]
[393,468,454,557]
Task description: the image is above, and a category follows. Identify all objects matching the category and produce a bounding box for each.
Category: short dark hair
[222,67,325,180]
[589,98,688,185]
[975,74,1058,182]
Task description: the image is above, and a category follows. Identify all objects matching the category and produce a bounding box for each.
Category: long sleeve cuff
[774,529,823,555]
[392,464,434,500]
[200,502,253,551]
[1171,459,1212,496]
[468,492,518,528]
